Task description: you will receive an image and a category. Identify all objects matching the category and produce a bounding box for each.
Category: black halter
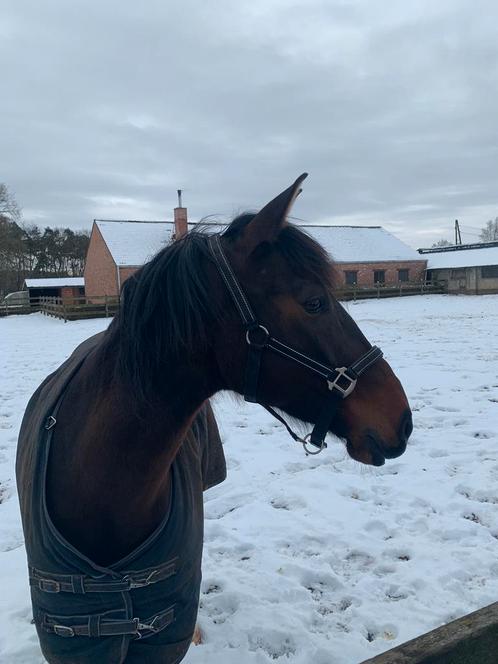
[208,234,383,454]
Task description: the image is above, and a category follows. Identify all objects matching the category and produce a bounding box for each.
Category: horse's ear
[242,173,308,254]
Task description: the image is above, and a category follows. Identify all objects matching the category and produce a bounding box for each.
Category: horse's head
[211,174,412,466]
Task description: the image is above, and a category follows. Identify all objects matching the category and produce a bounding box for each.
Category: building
[24,277,85,303]
[304,226,426,287]
[84,205,188,299]
[85,217,425,298]
[419,242,498,294]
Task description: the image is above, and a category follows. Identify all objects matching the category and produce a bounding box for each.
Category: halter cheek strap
[208,234,383,454]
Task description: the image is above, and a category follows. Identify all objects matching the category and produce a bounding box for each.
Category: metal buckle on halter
[245,324,269,349]
[327,368,357,398]
[302,433,327,456]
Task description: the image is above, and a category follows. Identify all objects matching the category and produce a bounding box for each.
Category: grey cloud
[1,0,497,246]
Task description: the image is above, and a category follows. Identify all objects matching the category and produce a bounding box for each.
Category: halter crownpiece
[208,233,383,455]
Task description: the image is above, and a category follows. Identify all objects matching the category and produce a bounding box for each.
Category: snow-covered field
[0,295,497,664]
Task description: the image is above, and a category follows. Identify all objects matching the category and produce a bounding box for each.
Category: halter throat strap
[208,234,383,453]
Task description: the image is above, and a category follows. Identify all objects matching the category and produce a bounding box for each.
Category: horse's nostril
[399,410,413,443]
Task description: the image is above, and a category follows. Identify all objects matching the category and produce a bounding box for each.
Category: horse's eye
[304,297,324,313]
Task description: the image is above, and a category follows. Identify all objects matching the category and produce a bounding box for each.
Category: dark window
[482,265,498,278]
[374,270,385,284]
[345,271,358,286]
[450,269,466,279]
[398,269,409,282]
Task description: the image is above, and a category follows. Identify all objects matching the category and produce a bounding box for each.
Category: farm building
[24,277,85,303]
[301,226,426,287]
[420,242,498,294]
[84,214,425,298]
[84,205,187,299]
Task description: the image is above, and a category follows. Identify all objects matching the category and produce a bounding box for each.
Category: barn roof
[95,220,175,267]
[424,244,498,269]
[301,226,422,263]
[24,277,85,288]
[95,219,421,267]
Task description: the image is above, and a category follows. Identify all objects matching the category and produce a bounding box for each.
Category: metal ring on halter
[302,433,327,455]
[245,324,270,349]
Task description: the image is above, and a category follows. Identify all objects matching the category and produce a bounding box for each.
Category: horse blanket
[16,333,227,664]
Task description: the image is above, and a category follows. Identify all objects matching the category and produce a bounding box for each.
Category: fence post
[105,294,109,318]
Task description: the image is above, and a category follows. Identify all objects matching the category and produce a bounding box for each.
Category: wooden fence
[37,295,120,322]
[360,601,498,664]
[336,280,447,301]
[1,281,448,321]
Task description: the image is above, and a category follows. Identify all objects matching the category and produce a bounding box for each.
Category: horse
[16,174,412,663]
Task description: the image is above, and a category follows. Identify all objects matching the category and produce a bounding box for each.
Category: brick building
[304,226,426,286]
[85,218,425,298]
[84,206,187,299]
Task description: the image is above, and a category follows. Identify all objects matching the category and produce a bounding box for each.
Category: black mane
[105,216,336,407]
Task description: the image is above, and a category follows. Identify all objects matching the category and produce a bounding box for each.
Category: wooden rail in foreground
[360,602,498,664]
[38,295,120,322]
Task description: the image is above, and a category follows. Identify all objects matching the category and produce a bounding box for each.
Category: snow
[24,277,85,288]
[96,221,422,267]
[1,295,497,663]
[426,245,498,269]
[301,226,422,263]
[95,220,175,266]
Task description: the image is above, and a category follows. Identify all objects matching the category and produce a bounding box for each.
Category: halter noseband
[208,234,383,455]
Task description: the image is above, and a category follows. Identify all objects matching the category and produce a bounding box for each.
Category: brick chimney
[174,189,188,239]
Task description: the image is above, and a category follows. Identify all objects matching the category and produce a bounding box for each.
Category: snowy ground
[0,295,497,664]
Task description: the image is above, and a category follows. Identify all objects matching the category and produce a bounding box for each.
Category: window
[450,269,466,279]
[374,270,385,284]
[482,265,498,278]
[398,269,409,282]
[345,271,358,286]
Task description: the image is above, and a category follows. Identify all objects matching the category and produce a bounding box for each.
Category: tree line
[0,184,89,296]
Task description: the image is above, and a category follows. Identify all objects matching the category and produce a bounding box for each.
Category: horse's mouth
[346,438,386,467]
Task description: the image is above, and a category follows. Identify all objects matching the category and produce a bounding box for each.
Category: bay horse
[16,174,412,663]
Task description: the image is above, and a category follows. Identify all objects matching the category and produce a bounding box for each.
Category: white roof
[426,245,498,269]
[95,220,421,267]
[96,220,175,266]
[24,277,85,288]
[302,226,422,263]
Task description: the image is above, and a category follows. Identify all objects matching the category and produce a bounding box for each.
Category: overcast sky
[1,0,498,247]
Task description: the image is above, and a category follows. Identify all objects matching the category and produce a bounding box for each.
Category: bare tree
[0,183,21,222]
[480,218,498,242]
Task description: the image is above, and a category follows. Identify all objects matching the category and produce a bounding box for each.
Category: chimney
[174,189,188,239]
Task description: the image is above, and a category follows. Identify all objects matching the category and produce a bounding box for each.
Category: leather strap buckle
[327,368,357,398]
[53,624,75,637]
[38,578,60,593]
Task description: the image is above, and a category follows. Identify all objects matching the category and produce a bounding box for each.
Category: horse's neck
[46,343,217,566]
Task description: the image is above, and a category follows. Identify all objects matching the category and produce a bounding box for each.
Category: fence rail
[360,601,498,664]
[1,281,448,320]
[37,295,120,322]
[336,280,447,301]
